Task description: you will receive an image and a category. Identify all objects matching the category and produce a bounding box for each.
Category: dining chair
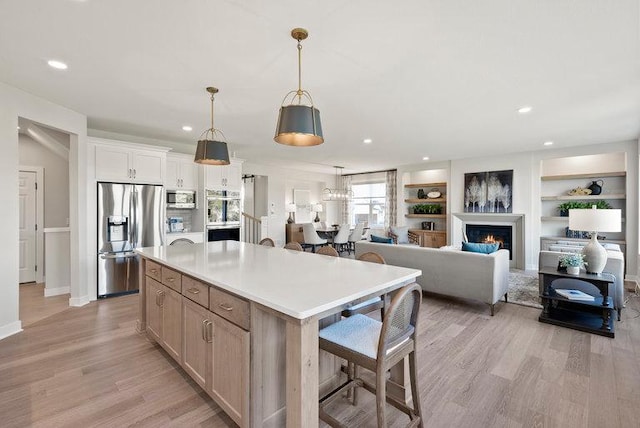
[347,223,365,254]
[284,241,304,251]
[332,223,351,254]
[319,282,423,428]
[302,223,328,252]
[258,237,275,247]
[316,246,339,257]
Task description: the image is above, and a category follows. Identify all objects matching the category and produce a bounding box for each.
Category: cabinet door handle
[155,290,160,306]
[201,319,208,341]
[149,268,158,275]
[159,290,165,307]
[187,287,200,294]
[218,303,233,312]
[206,320,213,343]
[133,169,137,178]
[167,277,175,282]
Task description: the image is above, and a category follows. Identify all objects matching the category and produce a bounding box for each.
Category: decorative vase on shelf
[566,266,580,275]
[588,180,603,195]
[417,189,425,199]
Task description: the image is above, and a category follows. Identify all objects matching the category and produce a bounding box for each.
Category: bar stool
[284,241,304,251]
[316,246,339,257]
[258,237,275,246]
[319,282,423,427]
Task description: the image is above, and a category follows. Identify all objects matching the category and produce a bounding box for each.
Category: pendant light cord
[210,92,215,130]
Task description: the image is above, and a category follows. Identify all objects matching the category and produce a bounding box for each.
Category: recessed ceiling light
[422,156,429,161]
[517,106,532,114]
[47,60,68,70]
[17,126,20,130]
[182,125,193,132]
[363,138,373,144]
[543,141,554,146]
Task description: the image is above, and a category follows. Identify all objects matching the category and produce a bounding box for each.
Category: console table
[538,268,615,338]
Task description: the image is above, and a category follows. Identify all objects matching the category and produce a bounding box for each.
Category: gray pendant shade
[194,139,230,165]
[275,104,323,146]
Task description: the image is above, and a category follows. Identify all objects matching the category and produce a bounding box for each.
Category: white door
[19,171,37,283]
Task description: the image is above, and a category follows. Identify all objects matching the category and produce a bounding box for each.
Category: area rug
[508,270,542,309]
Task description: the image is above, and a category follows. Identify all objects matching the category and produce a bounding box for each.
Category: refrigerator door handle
[130,188,137,248]
[100,252,137,259]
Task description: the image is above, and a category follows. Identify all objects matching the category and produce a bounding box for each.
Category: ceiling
[2,1,639,173]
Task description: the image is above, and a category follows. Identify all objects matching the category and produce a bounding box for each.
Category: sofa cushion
[389,226,409,244]
[371,235,393,244]
[461,242,500,254]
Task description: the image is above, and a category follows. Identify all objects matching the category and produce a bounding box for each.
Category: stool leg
[376,366,387,428]
[353,364,359,406]
[409,351,423,427]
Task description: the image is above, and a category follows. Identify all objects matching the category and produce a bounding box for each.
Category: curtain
[340,174,352,224]
[385,170,397,228]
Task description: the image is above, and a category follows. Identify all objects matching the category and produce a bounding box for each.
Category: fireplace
[466,224,512,260]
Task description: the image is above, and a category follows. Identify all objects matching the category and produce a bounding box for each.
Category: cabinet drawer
[145,260,162,282]
[209,288,250,330]
[182,276,209,307]
[162,266,182,292]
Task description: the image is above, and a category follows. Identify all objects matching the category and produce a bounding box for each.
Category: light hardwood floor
[19,283,70,327]
[2,291,640,427]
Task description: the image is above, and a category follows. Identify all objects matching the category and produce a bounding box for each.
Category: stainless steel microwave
[167,190,196,209]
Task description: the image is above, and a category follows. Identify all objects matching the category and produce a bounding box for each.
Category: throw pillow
[371,235,394,244]
[461,242,500,254]
[389,226,409,244]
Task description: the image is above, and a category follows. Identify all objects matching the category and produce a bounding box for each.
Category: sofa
[355,241,510,315]
[538,249,625,320]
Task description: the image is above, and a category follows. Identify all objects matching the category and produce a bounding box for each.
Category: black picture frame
[463,169,513,213]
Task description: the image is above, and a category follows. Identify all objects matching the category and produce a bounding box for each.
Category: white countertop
[136,241,421,320]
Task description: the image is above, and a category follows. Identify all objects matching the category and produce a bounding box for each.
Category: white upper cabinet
[205,159,243,192]
[93,139,168,184]
[166,153,199,190]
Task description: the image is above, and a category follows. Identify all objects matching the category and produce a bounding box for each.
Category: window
[351,182,386,227]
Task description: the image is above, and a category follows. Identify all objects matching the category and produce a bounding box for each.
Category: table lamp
[569,206,621,274]
[286,203,297,224]
[312,204,323,222]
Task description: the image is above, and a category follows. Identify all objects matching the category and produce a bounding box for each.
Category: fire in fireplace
[466,224,512,260]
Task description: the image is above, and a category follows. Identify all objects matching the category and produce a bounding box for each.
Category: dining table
[136,240,421,427]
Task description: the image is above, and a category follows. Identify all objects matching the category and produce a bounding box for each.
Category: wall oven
[207,190,241,226]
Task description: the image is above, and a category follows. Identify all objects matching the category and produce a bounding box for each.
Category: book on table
[554,289,595,301]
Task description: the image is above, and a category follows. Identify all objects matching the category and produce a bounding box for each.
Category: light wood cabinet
[146,261,251,427]
[146,277,182,362]
[209,313,250,426]
[182,297,210,389]
[410,230,447,248]
[285,223,305,244]
[94,143,166,184]
[166,154,199,190]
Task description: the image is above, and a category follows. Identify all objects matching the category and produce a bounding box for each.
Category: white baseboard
[0,321,23,341]
[44,286,70,297]
[69,295,91,307]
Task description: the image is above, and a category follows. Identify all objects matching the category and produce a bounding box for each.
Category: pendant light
[194,86,230,165]
[274,28,324,147]
[322,167,353,201]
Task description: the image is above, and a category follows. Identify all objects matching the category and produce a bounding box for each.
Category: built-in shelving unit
[404,182,447,248]
[540,158,626,257]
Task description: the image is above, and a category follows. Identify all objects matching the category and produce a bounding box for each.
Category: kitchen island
[136,241,421,428]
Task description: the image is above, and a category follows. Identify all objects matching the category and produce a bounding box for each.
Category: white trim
[44,286,70,297]
[0,321,23,341]
[69,295,91,307]
[43,227,70,233]
[19,166,44,284]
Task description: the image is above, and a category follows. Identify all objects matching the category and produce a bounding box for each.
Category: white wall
[19,134,70,228]
[397,141,638,276]
[0,80,88,340]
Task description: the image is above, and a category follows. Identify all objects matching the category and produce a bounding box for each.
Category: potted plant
[559,253,586,275]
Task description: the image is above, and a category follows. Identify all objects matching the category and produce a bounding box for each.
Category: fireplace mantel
[452,213,525,269]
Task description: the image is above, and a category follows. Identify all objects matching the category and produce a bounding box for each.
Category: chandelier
[274,28,324,146]
[322,166,353,201]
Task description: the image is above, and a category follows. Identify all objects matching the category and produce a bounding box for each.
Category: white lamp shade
[569,208,621,232]
[286,203,297,213]
[313,204,323,213]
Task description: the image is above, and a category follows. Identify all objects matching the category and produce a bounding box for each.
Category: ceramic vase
[566,266,580,275]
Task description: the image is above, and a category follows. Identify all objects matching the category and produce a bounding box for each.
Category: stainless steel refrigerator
[97,182,164,297]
